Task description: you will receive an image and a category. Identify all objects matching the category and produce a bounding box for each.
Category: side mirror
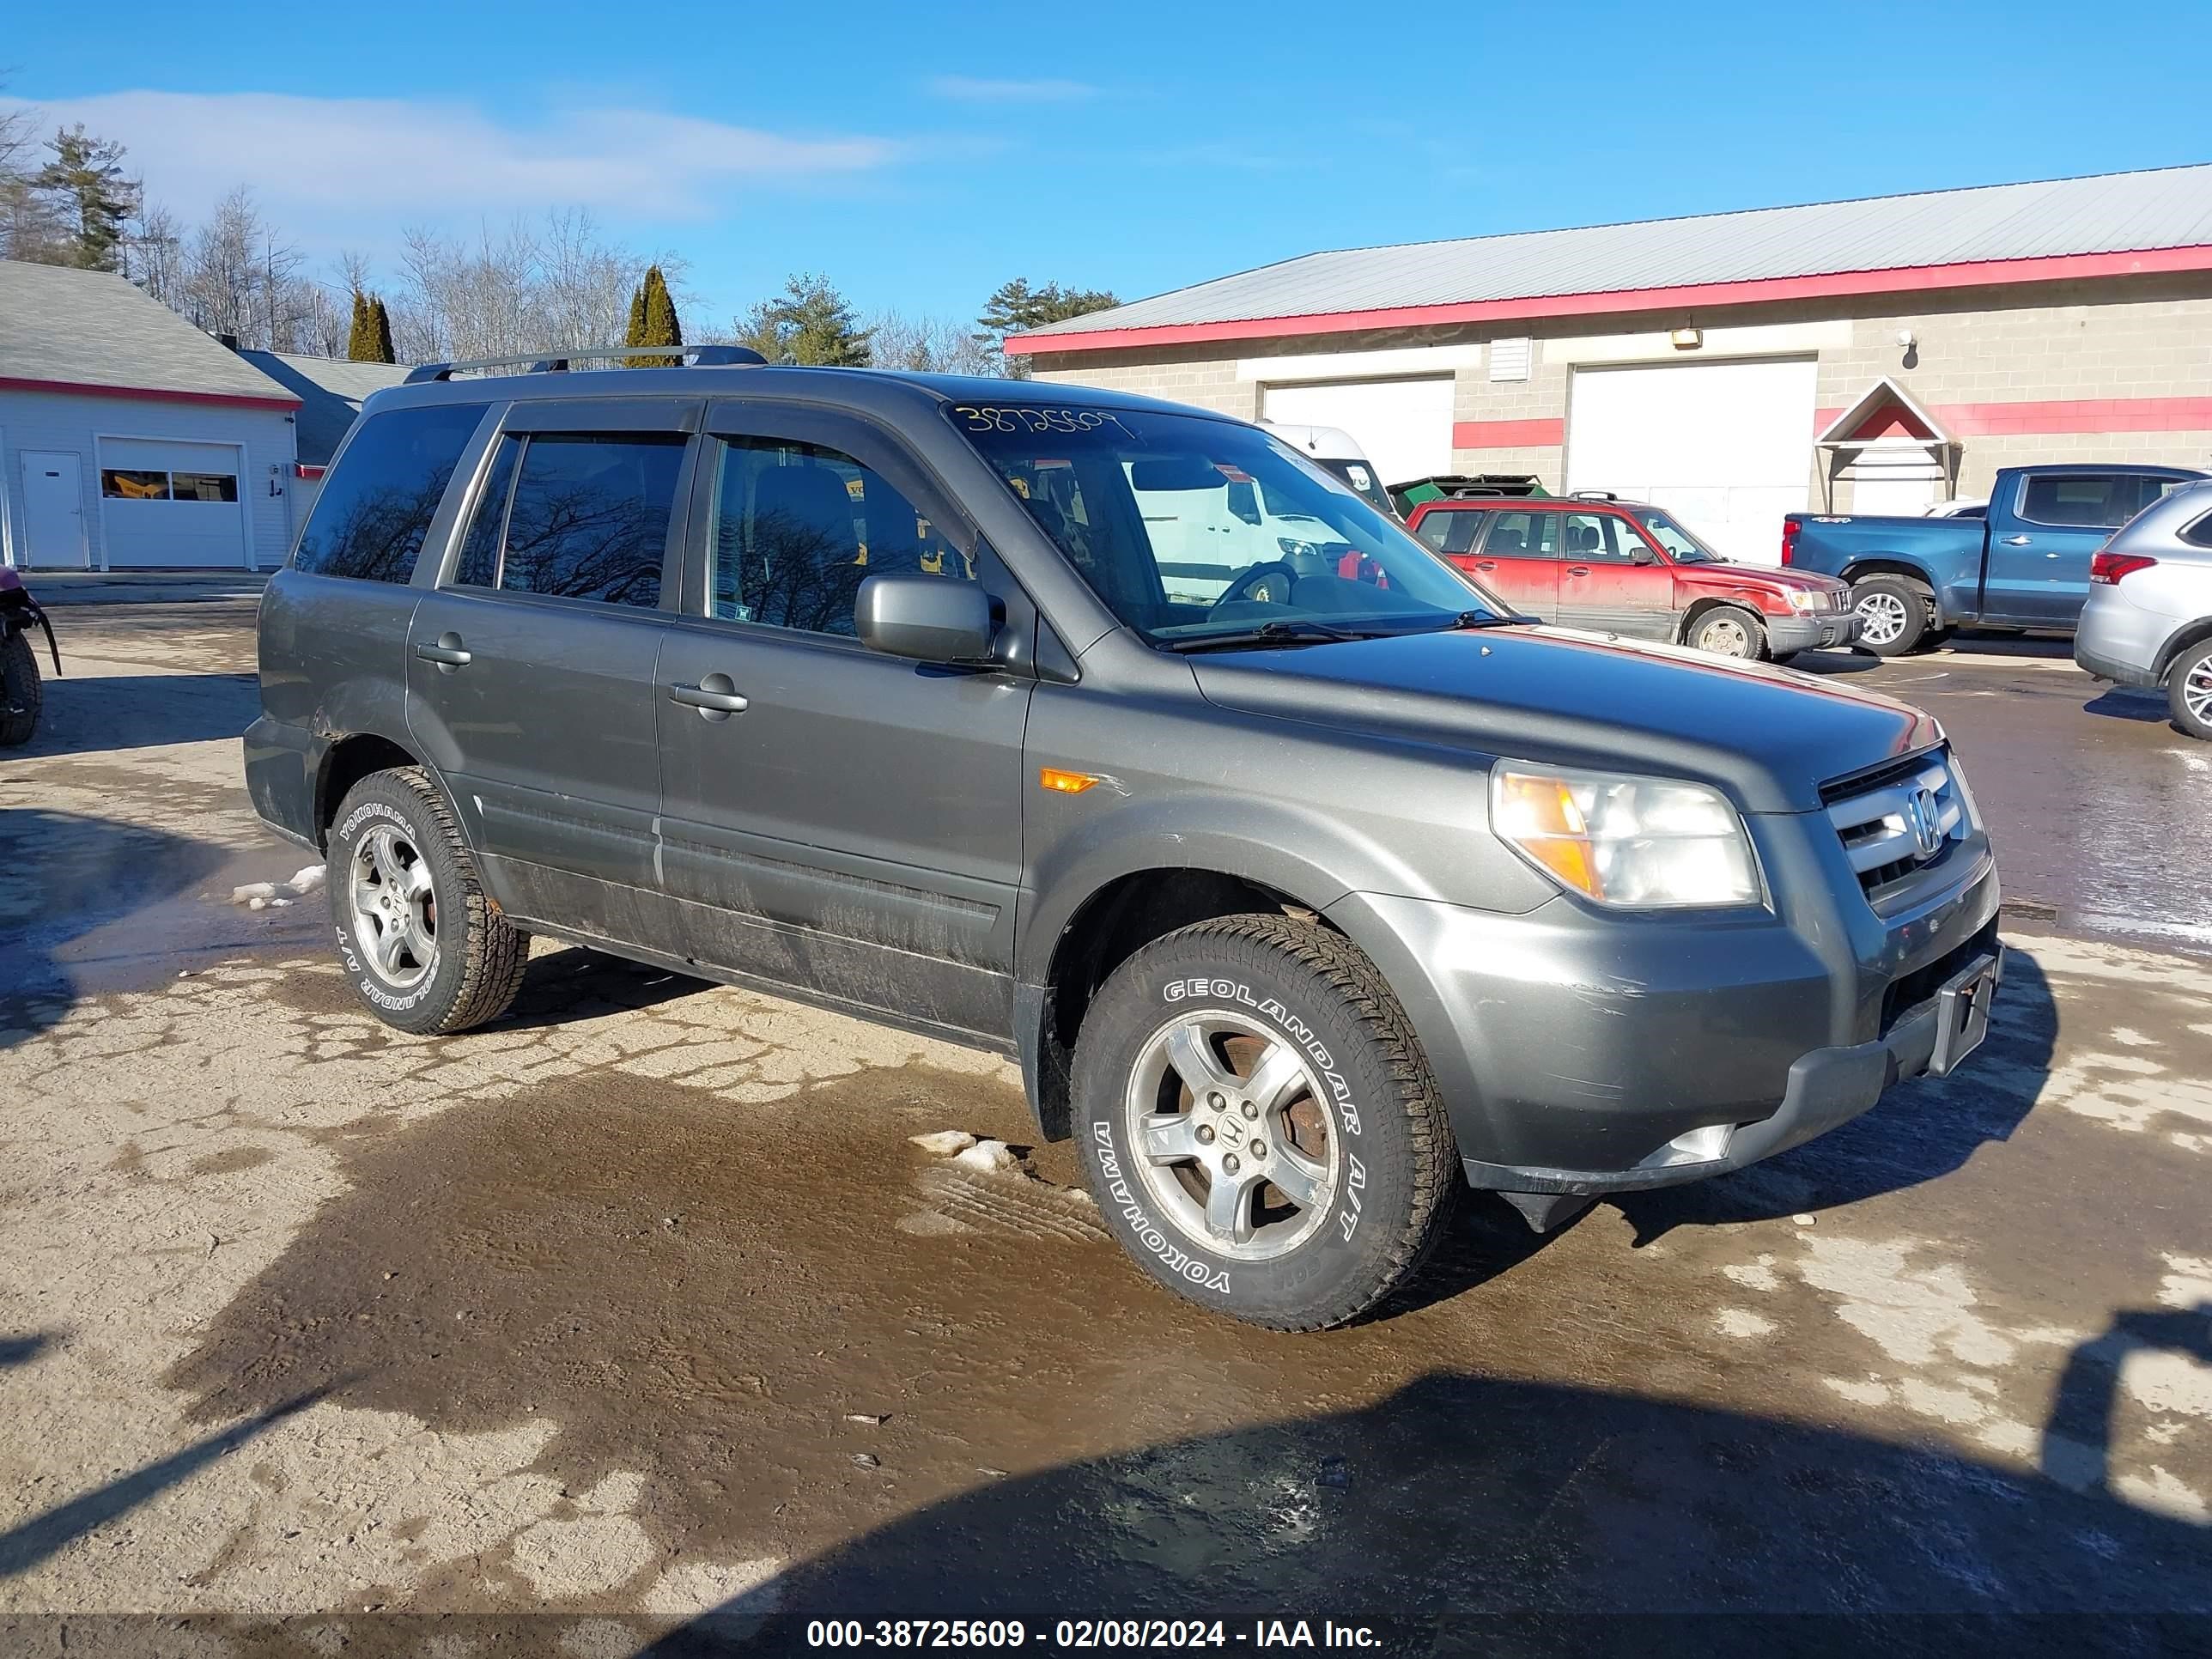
[1632,546,1659,566]
[855,573,997,664]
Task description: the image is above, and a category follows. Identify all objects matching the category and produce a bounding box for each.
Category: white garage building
[0,258,304,571]
[1009,165,2212,566]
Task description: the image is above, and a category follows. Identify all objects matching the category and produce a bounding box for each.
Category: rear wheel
[1073,914,1456,1331]
[329,766,529,1034]
[2169,638,2212,741]
[1689,605,1769,660]
[0,628,40,748]
[1850,576,1929,657]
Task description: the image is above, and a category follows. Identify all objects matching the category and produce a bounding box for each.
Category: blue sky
[7,0,2209,331]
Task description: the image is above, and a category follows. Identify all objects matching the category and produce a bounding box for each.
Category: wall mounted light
[1670,327,1702,349]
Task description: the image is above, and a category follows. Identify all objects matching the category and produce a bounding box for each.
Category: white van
[1259,422,1396,517]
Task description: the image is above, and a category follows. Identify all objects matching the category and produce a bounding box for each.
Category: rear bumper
[2074,586,2180,686]
[2074,645,2161,689]
[243,714,321,850]
[1768,611,1862,653]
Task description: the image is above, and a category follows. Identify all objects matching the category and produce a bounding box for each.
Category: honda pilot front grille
[1821,750,1968,901]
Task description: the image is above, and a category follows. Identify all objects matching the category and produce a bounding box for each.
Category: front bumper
[1326,816,2000,1194]
[1768,610,1862,654]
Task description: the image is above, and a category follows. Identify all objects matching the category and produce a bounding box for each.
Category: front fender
[1841,552,1973,625]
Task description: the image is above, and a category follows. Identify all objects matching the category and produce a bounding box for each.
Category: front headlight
[1491,766,1763,908]
[1787,588,1820,613]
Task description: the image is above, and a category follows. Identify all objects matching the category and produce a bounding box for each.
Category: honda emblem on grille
[1904,787,1943,858]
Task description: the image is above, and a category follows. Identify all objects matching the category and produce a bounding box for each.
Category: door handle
[1565,565,1590,577]
[1474,560,1498,572]
[670,675,749,717]
[414,632,471,669]
[2001,535,2033,546]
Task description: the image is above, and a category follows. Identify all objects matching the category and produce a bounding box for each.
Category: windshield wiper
[1164,618,1377,653]
[1395,610,1534,633]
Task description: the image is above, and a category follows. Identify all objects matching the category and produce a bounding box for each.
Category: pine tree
[976,278,1119,378]
[30,125,139,271]
[368,296,397,364]
[735,272,871,368]
[346,289,373,361]
[637,264,682,368]
[624,280,647,348]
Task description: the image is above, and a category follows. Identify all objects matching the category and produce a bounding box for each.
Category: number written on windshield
[951,404,1138,440]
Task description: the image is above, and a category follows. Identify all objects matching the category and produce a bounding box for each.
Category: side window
[1438,512,1483,556]
[498,434,686,609]
[1414,512,1454,551]
[1563,513,1632,562]
[706,435,968,635]
[293,403,487,583]
[453,436,520,590]
[2018,474,2142,530]
[1482,510,1560,559]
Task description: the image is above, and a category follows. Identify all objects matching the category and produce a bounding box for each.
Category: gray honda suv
[247,350,2002,1330]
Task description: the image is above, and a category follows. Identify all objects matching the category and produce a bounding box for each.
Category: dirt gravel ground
[1,603,2208,1656]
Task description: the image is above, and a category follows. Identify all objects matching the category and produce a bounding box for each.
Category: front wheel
[0,628,40,748]
[328,766,529,1034]
[1688,605,1769,660]
[2170,638,2212,741]
[1073,915,1456,1331]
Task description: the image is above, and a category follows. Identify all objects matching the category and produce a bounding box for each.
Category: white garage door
[1565,359,1816,565]
[95,437,248,568]
[1261,378,1455,488]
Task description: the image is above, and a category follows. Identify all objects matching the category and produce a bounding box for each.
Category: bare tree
[123,197,185,308]
[0,84,61,262]
[868,308,998,376]
[390,209,677,363]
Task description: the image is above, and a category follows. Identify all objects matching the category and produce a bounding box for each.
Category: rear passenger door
[407,398,696,926]
[654,401,1035,1041]
[1464,508,1562,621]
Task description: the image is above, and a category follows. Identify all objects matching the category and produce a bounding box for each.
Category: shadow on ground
[9,672,258,758]
[0,807,228,1045]
[2081,686,2174,726]
[1613,947,2056,1244]
[637,1369,2209,1655]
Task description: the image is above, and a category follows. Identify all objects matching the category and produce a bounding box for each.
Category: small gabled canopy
[1816,376,1952,448]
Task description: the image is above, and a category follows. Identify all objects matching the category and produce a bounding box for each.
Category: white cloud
[2,90,895,232]
[925,76,1099,103]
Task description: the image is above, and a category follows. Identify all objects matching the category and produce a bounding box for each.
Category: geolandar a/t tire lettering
[1072,914,1455,1331]
[327,766,529,1036]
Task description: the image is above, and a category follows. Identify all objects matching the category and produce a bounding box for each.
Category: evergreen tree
[636,264,682,367]
[30,125,139,271]
[624,279,647,347]
[736,272,872,367]
[346,289,374,361]
[368,296,397,364]
[975,278,1118,378]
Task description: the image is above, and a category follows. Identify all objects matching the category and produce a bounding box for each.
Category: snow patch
[1723,1256,1780,1292]
[2113,1466,2209,1523]
[1715,1308,1775,1340]
[230,864,326,908]
[1824,1376,1890,1407]
[953,1138,1018,1173]
[2158,1255,2212,1310]
[908,1129,977,1157]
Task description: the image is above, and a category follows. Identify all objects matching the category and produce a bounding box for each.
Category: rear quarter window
[293,403,488,582]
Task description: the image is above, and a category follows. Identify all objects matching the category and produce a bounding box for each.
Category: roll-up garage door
[95,437,248,568]
[1565,359,1815,565]
[1261,378,1455,489]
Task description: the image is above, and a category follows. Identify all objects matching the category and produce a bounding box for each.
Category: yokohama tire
[1073,914,1456,1331]
[328,766,529,1035]
[0,628,40,748]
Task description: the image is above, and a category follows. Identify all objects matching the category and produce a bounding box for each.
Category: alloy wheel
[348,823,438,989]
[1123,1009,1340,1261]
[1856,592,1910,647]
[2187,658,2212,727]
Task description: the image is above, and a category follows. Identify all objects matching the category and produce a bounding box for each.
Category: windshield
[1636,507,1726,564]
[948,403,1493,645]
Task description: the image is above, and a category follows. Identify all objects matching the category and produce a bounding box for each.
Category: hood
[1190,625,1939,813]
[1675,563,1849,597]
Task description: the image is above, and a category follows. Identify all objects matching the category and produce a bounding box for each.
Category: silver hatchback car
[2075,477,2212,740]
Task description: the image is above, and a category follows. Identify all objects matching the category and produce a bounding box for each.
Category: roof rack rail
[403,343,767,385]
[1570,489,1619,501]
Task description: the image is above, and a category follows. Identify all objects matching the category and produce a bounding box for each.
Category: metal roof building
[1012,165,2212,563]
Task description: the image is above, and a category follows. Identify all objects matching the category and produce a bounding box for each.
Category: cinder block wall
[1025,274,2212,511]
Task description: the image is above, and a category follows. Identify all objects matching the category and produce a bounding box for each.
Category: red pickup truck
[1407,495,1857,661]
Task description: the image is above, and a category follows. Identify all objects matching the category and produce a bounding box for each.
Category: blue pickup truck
[1783,464,2205,656]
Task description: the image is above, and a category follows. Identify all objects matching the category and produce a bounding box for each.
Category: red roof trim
[294,463,327,479]
[1005,244,2212,356]
[1452,417,1565,448]
[0,374,300,410]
